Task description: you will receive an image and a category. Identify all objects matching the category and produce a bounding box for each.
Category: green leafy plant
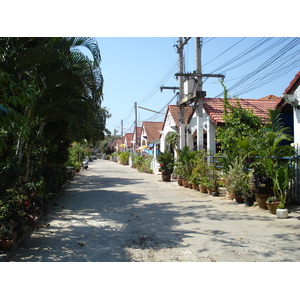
[175,146,197,180]
[225,157,250,195]
[157,151,174,175]
[216,82,263,172]
[119,151,130,164]
[273,166,290,209]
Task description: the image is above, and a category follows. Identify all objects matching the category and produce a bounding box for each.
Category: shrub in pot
[266,196,280,214]
[225,157,249,203]
[119,151,130,165]
[157,150,174,182]
[272,166,290,218]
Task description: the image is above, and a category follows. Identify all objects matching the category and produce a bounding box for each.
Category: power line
[209,37,272,74]
[145,93,179,122]
[139,58,178,106]
[203,37,246,68]
[214,37,300,97]
[219,37,289,73]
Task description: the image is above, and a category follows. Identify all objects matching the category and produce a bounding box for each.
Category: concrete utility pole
[134,102,138,148]
[175,37,225,151]
[177,37,191,149]
[196,37,203,150]
[121,119,123,141]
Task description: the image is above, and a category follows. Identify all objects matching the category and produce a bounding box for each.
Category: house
[140,121,163,147]
[139,121,164,173]
[114,138,123,152]
[280,71,300,149]
[123,132,134,152]
[160,105,194,153]
[186,95,281,154]
[132,126,142,150]
[280,71,300,203]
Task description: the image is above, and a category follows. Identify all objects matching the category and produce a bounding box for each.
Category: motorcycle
[82,159,89,170]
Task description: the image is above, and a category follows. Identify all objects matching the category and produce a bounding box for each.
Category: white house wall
[189,108,217,153]
[140,127,147,146]
[160,111,177,152]
[293,85,300,152]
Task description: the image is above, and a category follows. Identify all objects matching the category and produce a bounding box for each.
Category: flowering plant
[157,151,174,175]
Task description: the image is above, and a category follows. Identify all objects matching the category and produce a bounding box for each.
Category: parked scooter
[82,159,88,170]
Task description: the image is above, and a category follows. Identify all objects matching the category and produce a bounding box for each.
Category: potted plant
[189,172,200,191]
[175,146,197,187]
[251,172,273,209]
[224,157,249,203]
[157,150,174,182]
[173,164,184,186]
[191,149,210,193]
[119,151,130,165]
[0,192,30,250]
[73,161,81,172]
[266,196,280,214]
[273,166,290,218]
[198,176,208,193]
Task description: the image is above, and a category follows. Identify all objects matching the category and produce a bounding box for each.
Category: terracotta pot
[255,194,273,209]
[182,179,189,188]
[199,185,208,193]
[192,184,199,191]
[207,188,212,195]
[227,191,235,200]
[177,178,183,186]
[162,174,171,182]
[267,202,280,214]
[189,183,193,189]
[235,194,244,203]
[0,231,17,251]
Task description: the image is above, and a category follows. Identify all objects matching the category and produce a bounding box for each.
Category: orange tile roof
[277,71,300,109]
[142,121,163,142]
[163,105,194,130]
[203,95,280,125]
[284,71,300,94]
[124,132,134,148]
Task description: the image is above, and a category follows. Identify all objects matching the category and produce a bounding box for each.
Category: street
[7,158,300,262]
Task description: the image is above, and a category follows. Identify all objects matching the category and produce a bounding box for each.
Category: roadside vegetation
[0,37,109,242]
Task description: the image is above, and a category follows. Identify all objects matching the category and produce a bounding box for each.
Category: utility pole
[121,119,124,150]
[134,101,138,148]
[175,37,225,151]
[121,119,123,139]
[177,37,191,149]
[196,37,203,150]
[160,37,191,150]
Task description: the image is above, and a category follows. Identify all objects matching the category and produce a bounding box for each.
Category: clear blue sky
[5,2,299,137]
[92,37,300,135]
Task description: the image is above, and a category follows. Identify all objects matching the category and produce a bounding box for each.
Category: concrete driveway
[6,159,300,262]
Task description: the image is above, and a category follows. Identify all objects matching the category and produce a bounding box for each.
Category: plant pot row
[177,178,219,196]
[228,192,289,218]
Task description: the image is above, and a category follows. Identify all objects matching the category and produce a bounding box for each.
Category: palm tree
[0,37,107,191]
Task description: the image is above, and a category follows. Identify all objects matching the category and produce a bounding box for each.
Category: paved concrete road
[7,159,300,262]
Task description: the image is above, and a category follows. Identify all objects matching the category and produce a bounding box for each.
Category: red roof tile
[203,95,280,125]
[284,71,300,94]
[142,122,163,142]
[124,132,134,148]
[163,105,194,130]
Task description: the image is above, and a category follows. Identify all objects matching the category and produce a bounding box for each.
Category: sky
[3,2,299,137]
[90,37,300,135]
